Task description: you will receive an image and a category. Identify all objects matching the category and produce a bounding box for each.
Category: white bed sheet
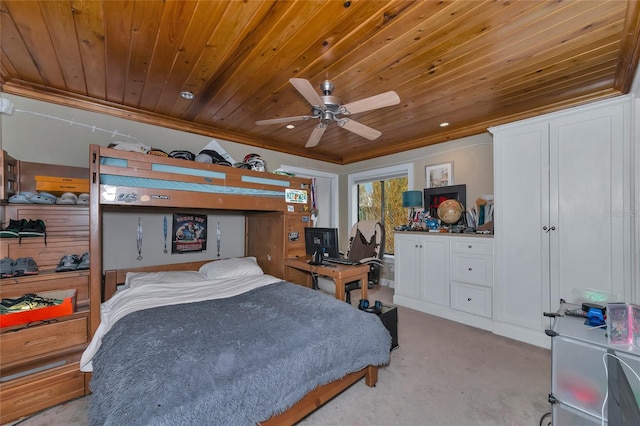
[80,274,281,372]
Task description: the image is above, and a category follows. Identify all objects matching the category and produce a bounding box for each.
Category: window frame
[348,163,415,257]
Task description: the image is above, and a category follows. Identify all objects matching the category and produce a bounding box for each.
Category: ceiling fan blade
[255,115,312,125]
[341,91,400,115]
[289,78,326,109]
[305,124,327,148]
[338,118,382,140]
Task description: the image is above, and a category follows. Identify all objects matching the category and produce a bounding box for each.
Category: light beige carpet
[9,285,551,426]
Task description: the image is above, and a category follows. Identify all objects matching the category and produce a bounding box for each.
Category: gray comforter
[90,281,391,425]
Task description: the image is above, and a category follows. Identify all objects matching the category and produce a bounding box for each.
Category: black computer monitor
[304,227,339,259]
[607,351,640,425]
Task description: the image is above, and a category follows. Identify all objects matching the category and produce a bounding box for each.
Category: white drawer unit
[449,237,493,319]
[550,315,640,424]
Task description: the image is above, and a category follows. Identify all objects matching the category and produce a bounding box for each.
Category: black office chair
[342,221,385,304]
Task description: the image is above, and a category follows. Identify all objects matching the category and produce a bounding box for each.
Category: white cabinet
[491,97,631,348]
[394,233,449,307]
[394,233,493,331]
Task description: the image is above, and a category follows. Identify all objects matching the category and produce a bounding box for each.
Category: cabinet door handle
[543,225,556,233]
[468,267,473,271]
[468,245,472,248]
[467,297,472,302]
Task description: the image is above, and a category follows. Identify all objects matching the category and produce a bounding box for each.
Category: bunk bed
[86,145,391,425]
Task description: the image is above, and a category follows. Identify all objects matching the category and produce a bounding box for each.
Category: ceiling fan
[256,78,400,148]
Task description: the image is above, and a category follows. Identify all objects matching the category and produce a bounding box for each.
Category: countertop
[394,230,493,238]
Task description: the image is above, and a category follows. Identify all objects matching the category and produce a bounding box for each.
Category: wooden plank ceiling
[1,0,639,164]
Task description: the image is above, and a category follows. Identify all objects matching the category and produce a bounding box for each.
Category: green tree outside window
[357,176,408,254]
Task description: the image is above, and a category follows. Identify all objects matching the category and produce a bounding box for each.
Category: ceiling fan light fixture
[256,78,400,148]
[180,91,195,100]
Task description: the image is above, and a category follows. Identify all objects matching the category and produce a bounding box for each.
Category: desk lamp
[402,190,423,226]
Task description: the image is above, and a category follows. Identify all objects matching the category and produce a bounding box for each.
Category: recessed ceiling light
[180,91,195,100]
[440,122,449,127]
[286,124,295,129]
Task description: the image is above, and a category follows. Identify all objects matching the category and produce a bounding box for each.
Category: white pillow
[198,256,264,279]
[125,270,209,288]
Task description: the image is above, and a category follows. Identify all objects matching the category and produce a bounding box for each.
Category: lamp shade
[402,190,423,208]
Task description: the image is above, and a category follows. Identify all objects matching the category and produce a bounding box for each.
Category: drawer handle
[468,267,473,271]
[44,218,71,224]
[468,245,472,248]
[467,297,472,302]
[25,336,59,347]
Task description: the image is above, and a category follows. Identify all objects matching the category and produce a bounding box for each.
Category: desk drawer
[0,317,88,365]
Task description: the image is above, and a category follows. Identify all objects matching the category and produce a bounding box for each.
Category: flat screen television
[423,184,467,223]
[304,227,340,259]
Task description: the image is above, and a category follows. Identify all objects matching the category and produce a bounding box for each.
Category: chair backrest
[345,221,385,262]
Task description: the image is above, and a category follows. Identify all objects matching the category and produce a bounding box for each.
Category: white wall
[102,211,246,270]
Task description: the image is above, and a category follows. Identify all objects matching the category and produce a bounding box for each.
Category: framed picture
[172,213,207,254]
[425,162,453,188]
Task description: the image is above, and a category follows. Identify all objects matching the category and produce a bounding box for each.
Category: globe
[437,199,464,224]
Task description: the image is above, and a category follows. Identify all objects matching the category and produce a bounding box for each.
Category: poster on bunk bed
[172,213,207,254]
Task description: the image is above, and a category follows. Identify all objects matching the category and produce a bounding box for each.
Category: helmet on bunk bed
[242,153,266,172]
[194,150,232,166]
[168,150,195,161]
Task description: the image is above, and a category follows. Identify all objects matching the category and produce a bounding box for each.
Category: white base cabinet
[393,233,494,331]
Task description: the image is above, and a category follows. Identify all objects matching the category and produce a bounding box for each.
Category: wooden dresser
[0,204,90,424]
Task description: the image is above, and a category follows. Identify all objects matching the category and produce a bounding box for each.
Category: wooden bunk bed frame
[89,144,378,425]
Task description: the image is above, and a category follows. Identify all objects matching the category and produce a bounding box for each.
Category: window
[348,163,414,255]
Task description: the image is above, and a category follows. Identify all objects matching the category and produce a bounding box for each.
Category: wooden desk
[285,258,369,302]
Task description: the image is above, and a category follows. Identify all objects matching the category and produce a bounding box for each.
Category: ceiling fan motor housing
[313,94,342,123]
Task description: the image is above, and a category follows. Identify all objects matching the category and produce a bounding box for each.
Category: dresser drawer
[0,271,90,306]
[0,317,88,365]
[450,282,492,318]
[451,238,492,254]
[0,362,85,424]
[451,254,492,286]
[1,237,88,271]
[4,205,89,237]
